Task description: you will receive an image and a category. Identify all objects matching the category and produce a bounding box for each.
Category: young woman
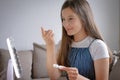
[41,0,112,80]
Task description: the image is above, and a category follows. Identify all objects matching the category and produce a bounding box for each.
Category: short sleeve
[90,40,110,60]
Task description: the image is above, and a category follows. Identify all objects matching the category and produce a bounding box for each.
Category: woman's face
[62,7,85,36]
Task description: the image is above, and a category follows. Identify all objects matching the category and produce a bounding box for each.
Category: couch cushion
[0,49,10,80]
[32,43,60,78]
[0,49,10,70]
[32,77,67,80]
[17,50,33,80]
[32,43,48,78]
[109,58,120,80]
[32,78,50,80]
[0,51,1,72]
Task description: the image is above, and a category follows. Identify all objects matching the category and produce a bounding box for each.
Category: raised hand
[41,27,55,45]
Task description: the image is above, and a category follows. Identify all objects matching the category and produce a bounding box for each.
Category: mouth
[66,28,73,35]
[66,28,73,31]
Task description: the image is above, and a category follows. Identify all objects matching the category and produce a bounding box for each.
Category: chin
[67,32,74,36]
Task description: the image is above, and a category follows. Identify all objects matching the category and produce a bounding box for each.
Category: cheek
[77,25,82,30]
[74,22,82,30]
[73,23,83,34]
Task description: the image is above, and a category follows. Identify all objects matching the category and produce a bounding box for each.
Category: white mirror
[6,38,22,78]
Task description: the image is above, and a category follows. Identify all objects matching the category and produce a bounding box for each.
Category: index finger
[60,66,70,71]
[60,66,77,72]
[41,27,45,36]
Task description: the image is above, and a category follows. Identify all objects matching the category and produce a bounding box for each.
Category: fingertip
[41,27,45,35]
[41,27,43,31]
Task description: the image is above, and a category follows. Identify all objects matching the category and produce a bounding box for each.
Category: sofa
[0,43,67,80]
[0,42,120,80]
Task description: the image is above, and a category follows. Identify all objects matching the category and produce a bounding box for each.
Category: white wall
[0,0,119,51]
[0,0,64,50]
[88,0,120,51]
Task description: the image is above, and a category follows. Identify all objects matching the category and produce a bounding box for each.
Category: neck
[74,30,88,42]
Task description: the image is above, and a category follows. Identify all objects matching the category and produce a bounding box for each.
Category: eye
[69,17,74,21]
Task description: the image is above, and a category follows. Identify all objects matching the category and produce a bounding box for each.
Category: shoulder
[91,39,107,49]
[90,39,109,60]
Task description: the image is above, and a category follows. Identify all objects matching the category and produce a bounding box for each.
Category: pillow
[0,49,10,80]
[17,50,33,80]
[32,43,48,78]
[32,43,60,78]
[0,49,10,70]
[110,52,120,72]
[109,59,120,80]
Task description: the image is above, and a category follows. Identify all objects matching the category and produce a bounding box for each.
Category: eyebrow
[68,15,75,17]
[62,15,75,18]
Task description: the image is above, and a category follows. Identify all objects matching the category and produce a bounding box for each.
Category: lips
[66,28,73,31]
[66,28,74,35]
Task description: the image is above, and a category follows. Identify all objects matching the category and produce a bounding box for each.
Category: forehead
[62,7,77,17]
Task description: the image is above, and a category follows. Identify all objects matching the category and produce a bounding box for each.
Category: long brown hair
[57,0,112,67]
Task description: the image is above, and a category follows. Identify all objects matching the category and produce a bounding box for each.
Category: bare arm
[94,58,109,80]
[60,58,109,80]
[41,27,61,80]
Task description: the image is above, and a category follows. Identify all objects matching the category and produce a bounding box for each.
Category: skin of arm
[41,27,61,80]
[60,58,109,80]
[94,58,109,80]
